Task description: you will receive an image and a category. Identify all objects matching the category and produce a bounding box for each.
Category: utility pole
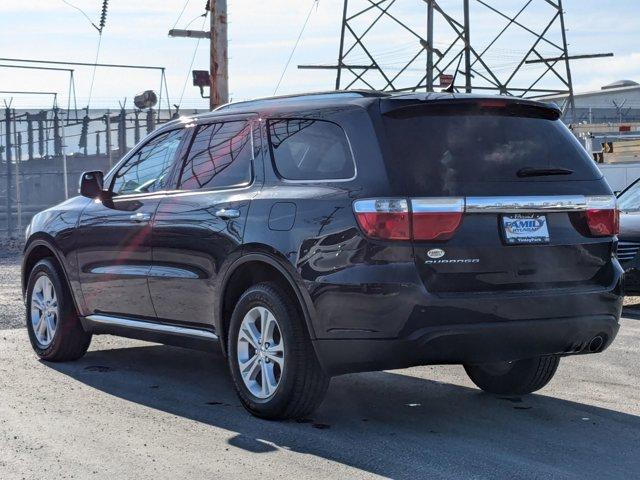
[4,106,13,237]
[210,0,228,109]
[168,1,229,110]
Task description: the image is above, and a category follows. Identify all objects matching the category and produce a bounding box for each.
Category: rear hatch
[374,96,618,294]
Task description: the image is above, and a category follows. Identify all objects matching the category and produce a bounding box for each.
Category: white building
[542,80,640,123]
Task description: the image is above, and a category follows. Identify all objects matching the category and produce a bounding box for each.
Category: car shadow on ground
[45,343,640,479]
[622,306,640,320]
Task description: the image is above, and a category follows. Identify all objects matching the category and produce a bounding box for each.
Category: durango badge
[427,248,445,259]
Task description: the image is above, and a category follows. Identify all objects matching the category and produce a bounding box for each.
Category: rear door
[149,116,262,328]
[76,128,188,318]
[379,99,617,295]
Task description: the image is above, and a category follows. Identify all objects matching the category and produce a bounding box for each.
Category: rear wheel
[464,355,560,395]
[26,258,92,361]
[227,282,329,420]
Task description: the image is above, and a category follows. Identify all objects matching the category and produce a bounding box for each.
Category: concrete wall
[598,162,640,192]
[0,154,115,234]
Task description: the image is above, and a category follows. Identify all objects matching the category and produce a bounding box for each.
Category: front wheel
[227,282,329,420]
[464,356,560,395]
[25,258,92,361]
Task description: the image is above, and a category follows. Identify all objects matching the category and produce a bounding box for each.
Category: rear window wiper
[517,167,574,178]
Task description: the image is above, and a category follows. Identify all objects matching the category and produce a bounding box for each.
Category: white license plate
[502,214,549,245]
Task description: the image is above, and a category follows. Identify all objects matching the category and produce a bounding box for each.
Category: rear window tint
[268,119,355,181]
[382,108,602,195]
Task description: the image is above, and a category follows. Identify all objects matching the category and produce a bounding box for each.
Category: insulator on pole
[99,0,109,32]
[78,115,89,150]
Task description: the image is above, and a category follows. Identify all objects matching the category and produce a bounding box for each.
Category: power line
[86,33,103,109]
[87,1,109,108]
[85,0,109,108]
[177,12,209,108]
[273,0,318,95]
[172,0,191,30]
[184,12,207,30]
[59,0,100,31]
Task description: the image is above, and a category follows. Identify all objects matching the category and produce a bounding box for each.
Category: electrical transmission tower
[300,0,612,121]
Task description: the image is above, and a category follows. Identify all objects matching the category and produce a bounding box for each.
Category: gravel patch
[0,237,24,256]
[0,253,24,329]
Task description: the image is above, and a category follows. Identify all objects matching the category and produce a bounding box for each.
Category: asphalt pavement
[1,253,639,479]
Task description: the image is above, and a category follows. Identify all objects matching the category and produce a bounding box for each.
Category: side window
[179,120,253,190]
[618,180,640,211]
[268,119,355,181]
[112,129,185,195]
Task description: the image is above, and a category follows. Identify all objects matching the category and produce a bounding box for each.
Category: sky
[0,0,638,110]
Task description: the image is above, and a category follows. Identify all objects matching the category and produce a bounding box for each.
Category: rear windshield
[382,105,602,195]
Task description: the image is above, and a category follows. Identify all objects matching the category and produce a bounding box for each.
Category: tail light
[411,198,464,241]
[354,195,618,242]
[353,199,410,240]
[585,196,619,236]
[353,197,464,241]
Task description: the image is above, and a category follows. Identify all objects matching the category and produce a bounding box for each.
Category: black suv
[22,91,623,419]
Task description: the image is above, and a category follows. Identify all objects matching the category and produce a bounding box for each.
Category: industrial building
[543,80,640,123]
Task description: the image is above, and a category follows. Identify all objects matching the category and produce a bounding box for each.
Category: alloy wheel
[30,275,58,347]
[236,306,285,399]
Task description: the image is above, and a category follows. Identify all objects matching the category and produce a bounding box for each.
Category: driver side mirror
[79,170,104,198]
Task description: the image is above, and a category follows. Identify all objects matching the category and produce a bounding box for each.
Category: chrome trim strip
[85,314,218,341]
[353,195,616,214]
[465,195,590,213]
[412,197,464,213]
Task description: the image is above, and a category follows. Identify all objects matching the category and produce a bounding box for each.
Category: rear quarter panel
[243,105,418,339]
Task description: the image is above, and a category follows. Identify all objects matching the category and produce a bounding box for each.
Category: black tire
[227,282,330,420]
[464,355,560,395]
[25,258,92,361]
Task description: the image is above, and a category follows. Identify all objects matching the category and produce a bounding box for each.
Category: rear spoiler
[380,95,561,120]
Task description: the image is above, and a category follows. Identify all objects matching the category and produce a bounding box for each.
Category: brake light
[477,99,507,109]
[585,196,619,236]
[353,198,464,241]
[411,198,464,241]
[353,199,410,240]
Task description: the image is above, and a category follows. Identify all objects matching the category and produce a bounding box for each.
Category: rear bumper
[307,256,623,375]
[314,314,620,376]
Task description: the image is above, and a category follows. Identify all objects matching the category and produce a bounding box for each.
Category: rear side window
[382,105,602,195]
[268,119,355,181]
[179,120,253,190]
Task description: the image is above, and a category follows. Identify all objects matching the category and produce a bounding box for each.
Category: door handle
[129,212,152,223]
[215,208,240,219]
